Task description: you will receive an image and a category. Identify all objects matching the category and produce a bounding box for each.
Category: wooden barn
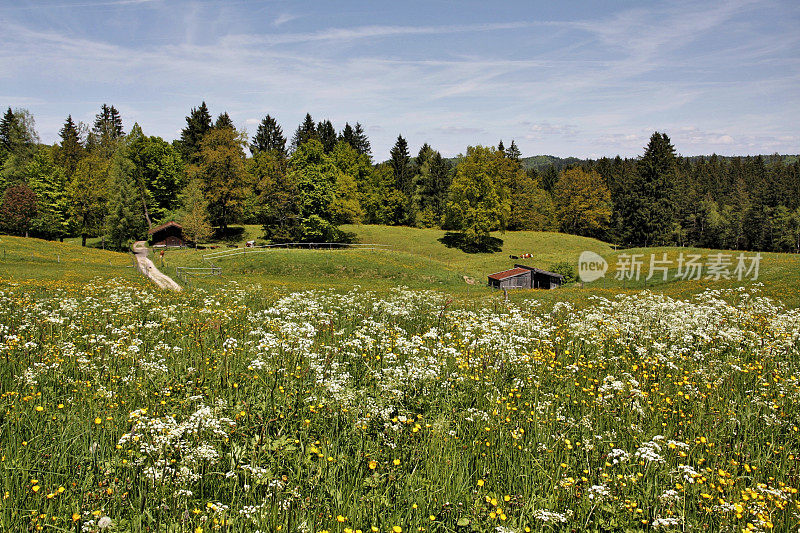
[149,221,186,248]
[487,264,564,290]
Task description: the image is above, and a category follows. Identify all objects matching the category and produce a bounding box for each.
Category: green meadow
[2,226,799,307]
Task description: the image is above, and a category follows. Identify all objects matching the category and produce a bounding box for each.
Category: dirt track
[132,241,182,291]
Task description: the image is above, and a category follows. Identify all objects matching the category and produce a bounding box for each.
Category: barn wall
[500,272,531,289]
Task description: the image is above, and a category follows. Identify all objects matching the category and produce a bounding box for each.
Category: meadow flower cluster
[1,280,799,531]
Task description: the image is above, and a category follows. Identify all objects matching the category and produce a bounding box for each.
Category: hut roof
[487,267,530,281]
[514,264,564,278]
[148,221,183,235]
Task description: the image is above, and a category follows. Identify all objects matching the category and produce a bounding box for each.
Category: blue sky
[1,0,798,160]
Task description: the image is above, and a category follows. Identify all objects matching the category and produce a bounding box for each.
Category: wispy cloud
[272,13,299,27]
[224,21,539,46]
[0,1,797,158]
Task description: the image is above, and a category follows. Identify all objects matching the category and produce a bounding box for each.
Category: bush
[548,260,577,283]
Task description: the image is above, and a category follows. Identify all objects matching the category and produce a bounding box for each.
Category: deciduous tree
[553,167,611,238]
[445,146,511,250]
[0,183,37,237]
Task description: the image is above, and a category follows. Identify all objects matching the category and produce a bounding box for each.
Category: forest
[0,102,798,253]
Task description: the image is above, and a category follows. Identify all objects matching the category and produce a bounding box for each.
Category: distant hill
[520,155,584,171]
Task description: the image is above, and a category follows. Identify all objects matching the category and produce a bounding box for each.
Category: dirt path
[132,241,182,291]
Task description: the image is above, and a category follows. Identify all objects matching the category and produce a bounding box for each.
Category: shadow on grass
[438,232,503,254]
[212,226,246,244]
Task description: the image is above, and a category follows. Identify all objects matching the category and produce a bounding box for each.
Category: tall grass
[1,279,799,531]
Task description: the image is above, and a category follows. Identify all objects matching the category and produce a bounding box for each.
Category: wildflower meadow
[1,280,799,532]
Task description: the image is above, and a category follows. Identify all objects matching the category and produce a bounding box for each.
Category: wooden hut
[148,221,185,248]
[487,264,564,290]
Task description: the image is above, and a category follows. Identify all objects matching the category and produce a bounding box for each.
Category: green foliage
[56,115,83,178]
[179,178,213,245]
[339,122,372,158]
[67,153,110,245]
[389,135,414,224]
[445,146,511,252]
[250,114,286,157]
[553,167,612,238]
[105,149,148,250]
[26,147,70,239]
[288,139,358,241]
[415,149,451,227]
[192,127,248,230]
[249,150,300,242]
[178,102,212,165]
[214,112,235,131]
[329,141,366,224]
[316,119,337,153]
[89,103,124,156]
[128,127,185,222]
[547,260,577,283]
[291,113,318,151]
[618,132,677,246]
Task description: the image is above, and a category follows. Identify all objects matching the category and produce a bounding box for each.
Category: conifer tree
[506,140,522,162]
[352,123,371,157]
[91,104,124,152]
[250,114,286,156]
[214,112,235,131]
[389,135,415,224]
[57,115,83,177]
[339,123,355,147]
[417,149,452,227]
[179,102,212,165]
[618,132,678,246]
[316,120,337,153]
[0,107,15,153]
[497,140,505,154]
[290,113,317,151]
[105,148,147,250]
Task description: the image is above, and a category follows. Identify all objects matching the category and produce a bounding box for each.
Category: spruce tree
[250,114,286,156]
[389,135,414,223]
[497,140,505,154]
[619,132,678,246]
[417,149,452,227]
[390,135,413,193]
[92,104,124,152]
[290,113,317,151]
[105,148,146,250]
[57,115,83,177]
[506,140,522,162]
[339,123,356,147]
[316,120,337,153]
[352,123,371,157]
[0,107,15,152]
[214,112,235,131]
[179,102,212,165]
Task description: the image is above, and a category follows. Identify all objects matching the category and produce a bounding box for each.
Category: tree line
[0,103,798,253]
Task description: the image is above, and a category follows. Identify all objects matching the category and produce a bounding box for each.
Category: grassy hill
[159,225,800,306]
[161,225,610,293]
[0,235,142,290]
[3,226,798,307]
